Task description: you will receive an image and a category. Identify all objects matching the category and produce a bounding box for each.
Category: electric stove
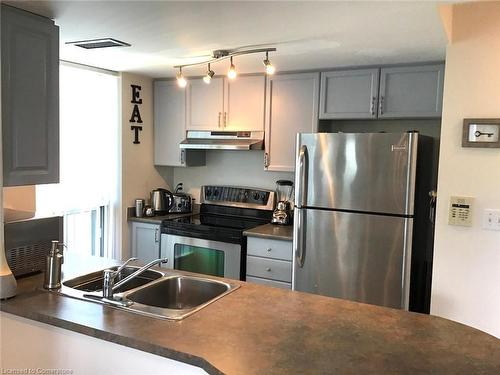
[160,186,275,280]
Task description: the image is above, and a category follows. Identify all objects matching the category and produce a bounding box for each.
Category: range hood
[180,131,264,151]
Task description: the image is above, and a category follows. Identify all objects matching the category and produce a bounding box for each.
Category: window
[36,63,119,258]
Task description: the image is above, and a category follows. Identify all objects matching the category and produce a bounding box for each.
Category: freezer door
[293,208,412,309]
[295,132,417,215]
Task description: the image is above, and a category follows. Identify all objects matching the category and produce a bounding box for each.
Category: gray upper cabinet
[265,72,319,172]
[154,80,186,167]
[319,64,445,120]
[378,64,444,118]
[1,5,59,186]
[186,77,225,130]
[154,80,205,167]
[319,69,379,120]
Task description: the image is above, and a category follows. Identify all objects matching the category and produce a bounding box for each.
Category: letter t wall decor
[130,84,143,144]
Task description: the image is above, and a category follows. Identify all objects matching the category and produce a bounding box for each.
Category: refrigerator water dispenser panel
[448,196,474,226]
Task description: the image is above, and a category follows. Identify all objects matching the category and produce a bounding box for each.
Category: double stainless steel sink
[59,266,239,320]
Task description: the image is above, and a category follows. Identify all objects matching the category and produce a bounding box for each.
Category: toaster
[169,193,192,213]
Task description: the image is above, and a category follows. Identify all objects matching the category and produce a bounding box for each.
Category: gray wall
[318,118,441,139]
[172,150,294,201]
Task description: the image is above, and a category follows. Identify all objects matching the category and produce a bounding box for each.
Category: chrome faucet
[102,257,168,299]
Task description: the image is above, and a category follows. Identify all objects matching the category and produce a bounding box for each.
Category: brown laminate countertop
[1,254,499,375]
[127,203,200,225]
[244,223,293,241]
[128,212,195,225]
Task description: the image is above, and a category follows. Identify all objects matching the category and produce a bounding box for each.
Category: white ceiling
[6,1,449,78]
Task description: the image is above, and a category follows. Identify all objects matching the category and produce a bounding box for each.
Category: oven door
[160,234,241,280]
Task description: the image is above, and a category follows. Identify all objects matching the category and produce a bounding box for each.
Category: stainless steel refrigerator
[293,132,435,311]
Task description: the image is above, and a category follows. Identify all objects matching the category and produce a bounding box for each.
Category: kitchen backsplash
[171,150,294,201]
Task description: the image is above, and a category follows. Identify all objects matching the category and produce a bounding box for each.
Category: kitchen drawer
[246,276,291,290]
[246,256,292,283]
[247,236,292,261]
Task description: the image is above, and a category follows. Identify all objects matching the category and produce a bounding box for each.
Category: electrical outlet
[448,196,474,227]
[482,209,500,231]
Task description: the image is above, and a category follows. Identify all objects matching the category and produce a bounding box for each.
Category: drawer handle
[267,248,272,252]
[266,267,271,272]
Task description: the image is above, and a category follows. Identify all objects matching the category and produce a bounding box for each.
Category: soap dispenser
[44,240,64,289]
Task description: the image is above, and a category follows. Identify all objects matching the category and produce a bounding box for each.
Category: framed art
[462,118,500,148]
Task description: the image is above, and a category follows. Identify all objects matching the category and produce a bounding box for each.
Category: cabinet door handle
[223,112,227,128]
[264,152,269,168]
[180,150,185,165]
[266,267,271,272]
[218,112,222,128]
[370,96,376,116]
[154,228,159,243]
[267,248,272,252]
[379,96,384,115]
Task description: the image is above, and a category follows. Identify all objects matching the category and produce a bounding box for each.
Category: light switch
[482,209,500,231]
[448,196,474,227]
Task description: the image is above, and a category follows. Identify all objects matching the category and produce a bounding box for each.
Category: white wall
[173,150,294,201]
[119,73,172,258]
[431,1,500,338]
[2,186,36,212]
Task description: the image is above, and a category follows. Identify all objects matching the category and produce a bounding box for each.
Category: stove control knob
[253,192,260,200]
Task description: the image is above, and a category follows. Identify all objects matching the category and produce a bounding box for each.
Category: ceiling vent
[66,38,131,49]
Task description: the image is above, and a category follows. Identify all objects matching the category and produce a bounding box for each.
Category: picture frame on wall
[462,118,500,148]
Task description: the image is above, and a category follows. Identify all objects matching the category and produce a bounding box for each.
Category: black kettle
[150,188,174,215]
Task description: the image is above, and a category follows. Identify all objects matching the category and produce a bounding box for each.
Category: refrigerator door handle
[294,208,306,268]
[401,218,413,311]
[297,145,308,207]
[429,190,437,224]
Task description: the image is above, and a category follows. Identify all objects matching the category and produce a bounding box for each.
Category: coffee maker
[271,180,294,225]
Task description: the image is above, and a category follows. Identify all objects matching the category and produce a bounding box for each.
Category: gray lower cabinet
[319,68,379,119]
[378,64,445,118]
[130,222,161,263]
[1,5,60,186]
[246,236,292,289]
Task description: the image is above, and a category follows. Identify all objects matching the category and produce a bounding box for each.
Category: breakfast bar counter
[1,254,499,375]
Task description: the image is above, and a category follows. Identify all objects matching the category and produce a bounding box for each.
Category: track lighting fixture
[227,56,237,79]
[176,67,187,88]
[203,63,215,84]
[173,47,276,88]
[263,51,275,75]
